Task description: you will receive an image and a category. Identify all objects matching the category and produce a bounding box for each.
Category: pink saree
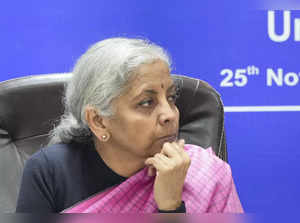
[62,144,243,213]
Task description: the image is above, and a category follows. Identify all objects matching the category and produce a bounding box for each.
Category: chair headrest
[173,75,226,160]
[0,73,226,160]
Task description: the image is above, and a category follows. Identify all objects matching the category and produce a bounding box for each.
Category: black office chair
[0,73,227,213]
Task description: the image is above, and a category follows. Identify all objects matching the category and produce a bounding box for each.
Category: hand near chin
[144,139,191,211]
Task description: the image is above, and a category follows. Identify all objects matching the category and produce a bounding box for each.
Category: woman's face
[104,60,179,160]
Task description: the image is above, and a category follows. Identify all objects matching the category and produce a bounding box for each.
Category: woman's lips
[150,134,178,156]
[158,134,178,143]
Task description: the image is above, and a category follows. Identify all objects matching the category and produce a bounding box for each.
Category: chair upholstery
[0,73,227,213]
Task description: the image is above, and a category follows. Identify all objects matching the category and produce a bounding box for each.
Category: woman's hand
[144,139,191,211]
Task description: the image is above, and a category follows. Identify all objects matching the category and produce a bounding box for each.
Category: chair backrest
[0,73,227,213]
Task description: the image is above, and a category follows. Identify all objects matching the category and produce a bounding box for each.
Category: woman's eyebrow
[133,84,176,100]
[143,89,157,95]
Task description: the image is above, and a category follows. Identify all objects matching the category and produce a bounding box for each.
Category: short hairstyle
[49,37,171,145]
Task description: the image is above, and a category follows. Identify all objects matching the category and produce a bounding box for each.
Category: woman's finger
[145,156,167,171]
[178,139,185,149]
[147,166,156,177]
[171,139,185,155]
[161,142,181,158]
[154,153,170,165]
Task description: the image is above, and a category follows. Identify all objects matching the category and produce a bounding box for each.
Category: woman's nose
[158,102,177,125]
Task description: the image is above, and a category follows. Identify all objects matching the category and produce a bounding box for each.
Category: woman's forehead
[131,70,173,88]
[135,59,170,75]
[125,60,172,90]
[132,72,173,86]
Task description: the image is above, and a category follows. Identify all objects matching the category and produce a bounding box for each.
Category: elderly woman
[16,38,243,213]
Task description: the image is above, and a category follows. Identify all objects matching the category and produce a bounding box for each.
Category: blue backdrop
[1,0,299,213]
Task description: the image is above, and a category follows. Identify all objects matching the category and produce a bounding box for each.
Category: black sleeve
[15,151,56,213]
[158,201,186,213]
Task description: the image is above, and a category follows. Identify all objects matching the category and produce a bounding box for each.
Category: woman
[16,38,243,213]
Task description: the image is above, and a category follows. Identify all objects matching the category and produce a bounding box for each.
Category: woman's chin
[143,138,177,158]
[147,143,165,157]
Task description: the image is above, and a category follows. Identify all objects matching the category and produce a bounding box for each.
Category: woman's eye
[138,99,153,107]
[168,94,178,103]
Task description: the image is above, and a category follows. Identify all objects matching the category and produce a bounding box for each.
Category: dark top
[16,142,185,213]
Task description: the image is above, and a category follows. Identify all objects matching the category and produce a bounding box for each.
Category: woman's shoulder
[24,143,89,176]
[28,143,78,163]
[17,143,95,212]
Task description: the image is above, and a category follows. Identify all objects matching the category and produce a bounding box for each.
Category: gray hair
[49,37,171,145]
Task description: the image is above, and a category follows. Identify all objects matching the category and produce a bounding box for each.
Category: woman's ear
[85,106,110,142]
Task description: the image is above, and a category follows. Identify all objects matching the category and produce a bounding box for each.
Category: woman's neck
[94,140,145,178]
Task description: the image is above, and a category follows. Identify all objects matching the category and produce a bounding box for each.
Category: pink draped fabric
[63,144,243,213]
